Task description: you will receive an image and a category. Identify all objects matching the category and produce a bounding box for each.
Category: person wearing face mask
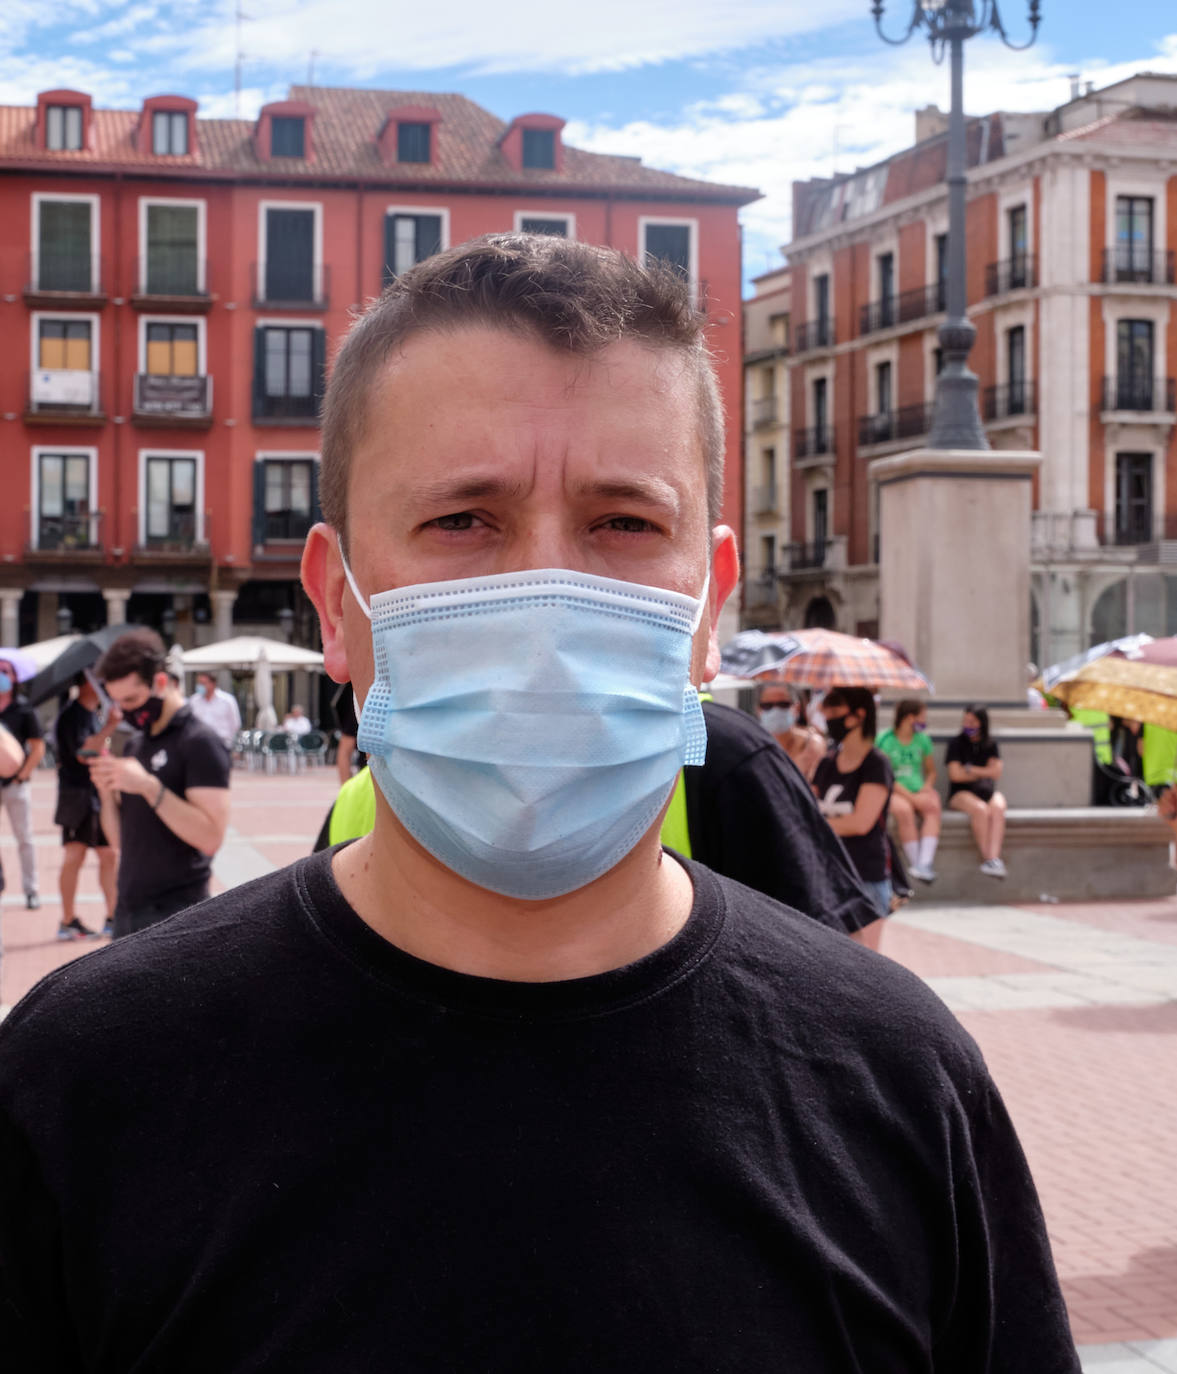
[876,698,941,883]
[0,658,46,909]
[85,628,231,937]
[0,237,1077,1373]
[947,704,1007,877]
[813,686,895,949]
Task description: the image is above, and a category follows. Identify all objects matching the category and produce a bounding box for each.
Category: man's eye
[429,512,480,531]
[602,516,657,534]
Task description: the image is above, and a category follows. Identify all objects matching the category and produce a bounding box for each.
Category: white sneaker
[980,858,1007,878]
[909,864,937,884]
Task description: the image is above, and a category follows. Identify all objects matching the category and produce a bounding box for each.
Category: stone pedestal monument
[870,447,1041,705]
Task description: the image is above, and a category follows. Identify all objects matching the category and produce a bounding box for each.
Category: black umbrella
[23,624,134,707]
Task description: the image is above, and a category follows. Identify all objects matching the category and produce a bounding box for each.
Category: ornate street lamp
[872,0,1041,449]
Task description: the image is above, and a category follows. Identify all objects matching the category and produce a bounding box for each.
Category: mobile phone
[78,748,101,759]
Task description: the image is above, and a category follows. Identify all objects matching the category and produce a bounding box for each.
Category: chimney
[915,104,948,143]
[1069,73,1081,101]
[1085,81,1095,97]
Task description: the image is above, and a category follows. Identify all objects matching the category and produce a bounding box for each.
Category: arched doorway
[804,595,836,630]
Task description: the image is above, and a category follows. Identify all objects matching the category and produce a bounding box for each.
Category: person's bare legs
[59,842,86,922]
[97,847,118,925]
[337,734,357,786]
[911,789,941,837]
[949,791,988,859]
[890,792,917,848]
[986,793,1007,862]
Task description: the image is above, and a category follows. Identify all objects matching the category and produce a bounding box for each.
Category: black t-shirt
[0,699,42,787]
[333,683,359,736]
[53,699,99,792]
[813,746,893,883]
[117,706,230,909]
[0,851,1078,1374]
[683,701,876,933]
[946,733,1001,800]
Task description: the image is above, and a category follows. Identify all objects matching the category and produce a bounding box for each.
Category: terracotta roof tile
[0,85,759,205]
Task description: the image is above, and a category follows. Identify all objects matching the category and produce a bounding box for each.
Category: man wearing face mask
[85,628,230,938]
[0,658,46,909]
[0,237,1077,1372]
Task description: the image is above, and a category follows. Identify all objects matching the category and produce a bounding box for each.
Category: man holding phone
[0,657,45,909]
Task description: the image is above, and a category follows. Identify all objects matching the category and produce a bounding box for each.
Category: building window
[145,455,197,545]
[813,272,831,346]
[261,459,317,541]
[1007,325,1026,412]
[144,203,199,295]
[38,318,91,372]
[761,533,776,575]
[935,234,948,311]
[643,222,693,281]
[1115,453,1153,545]
[38,452,92,549]
[271,116,305,157]
[763,447,776,489]
[152,110,188,155]
[813,376,828,448]
[46,104,83,151]
[1115,196,1153,280]
[521,128,555,169]
[519,217,569,237]
[1008,204,1028,286]
[877,252,894,326]
[876,360,892,416]
[37,199,94,293]
[254,326,325,420]
[933,346,944,376]
[397,122,430,163]
[813,489,829,552]
[146,322,198,377]
[383,213,443,285]
[1116,319,1155,409]
[264,207,316,302]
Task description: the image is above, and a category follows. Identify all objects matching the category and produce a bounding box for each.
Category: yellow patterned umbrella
[1045,654,1177,731]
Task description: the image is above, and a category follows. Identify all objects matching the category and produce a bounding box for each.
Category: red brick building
[0,83,755,661]
[776,73,1177,664]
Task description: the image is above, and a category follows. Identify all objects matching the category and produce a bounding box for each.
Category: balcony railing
[251,261,330,309]
[136,509,212,557]
[859,283,944,336]
[136,252,208,299]
[1101,247,1175,286]
[1101,375,1177,414]
[1092,512,1177,548]
[27,368,103,417]
[750,395,779,428]
[793,425,835,460]
[982,380,1037,421]
[134,373,212,419]
[984,254,1038,296]
[34,512,102,552]
[857,402,934,448]
[261,510,315,542]
[27,250,102,296]
[751,484,778,515]
[787,541,829,571]
[793,318,835,353]
[254,390,321,422]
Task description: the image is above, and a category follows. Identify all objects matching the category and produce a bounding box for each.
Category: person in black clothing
[87,628,231,938]
[51,674,117,940]
[333,681,360,785]
[946,703,1007,878]
[0,236,1078,1372]
[0,658,46,909]
[812,685,894,948]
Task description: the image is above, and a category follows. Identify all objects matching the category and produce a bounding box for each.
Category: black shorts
[62,812,109,849]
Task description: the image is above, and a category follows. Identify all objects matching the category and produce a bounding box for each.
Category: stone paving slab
[1082,1340,1177,1371]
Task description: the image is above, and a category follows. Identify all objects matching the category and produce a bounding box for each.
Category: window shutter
[252,461,267,548]
[312,329,327,417]
[252,326,267,419]
[415,214,443,263]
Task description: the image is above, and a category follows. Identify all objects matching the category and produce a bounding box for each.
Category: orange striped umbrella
[720,629,930,692]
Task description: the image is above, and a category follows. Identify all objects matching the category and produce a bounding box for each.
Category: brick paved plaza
[2,768,1175,1372]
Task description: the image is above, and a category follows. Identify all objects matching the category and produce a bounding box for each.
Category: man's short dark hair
[96,628,167,687]
[320,233,724,548]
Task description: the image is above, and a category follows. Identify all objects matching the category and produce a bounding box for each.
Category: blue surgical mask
[342,559,709,900]
[759,705,795,735]
[0,672,11,694]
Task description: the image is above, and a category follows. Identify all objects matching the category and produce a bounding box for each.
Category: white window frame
[257,199,324,304]
[1102,300,1169,386]
[867,343,899,414]
[138,196,207,294]
[30,310,101,398]
[137,314,208,375]
[998,186,1035,267]
[151,108,189,156]
[31,192,100,293]
[1104,444,1165,545]
[137,448,205,547]
[46,103,83,152]
[29,445,98,550]
[1105,174,1168,275]
[383,205,452,275]
[256,450,321,542]
[513,209,576,239]
[638,216,699,298]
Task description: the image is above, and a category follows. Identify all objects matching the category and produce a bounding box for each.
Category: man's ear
[302,522,351,684]
[702,524,740,683]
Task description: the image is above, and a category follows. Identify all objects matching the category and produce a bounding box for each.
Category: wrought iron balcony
[32,512,102,553]
[858,283,944,336]
[26,369,104,422]
[750,395,779,428]
[856,402,934,448]
[1101,375,1177,414]
[787,541,829,571]
[982,380,1037,421]
[793,425,835,460]
[253,390,322,422]
[1101,248,1175,286]
[260,510,316,542]
[793,318,835,353]
[133,253,210,307]
[984,254,1038,296]
[26,249,103,299]
[250,261,330,309]
[133,373,212,423]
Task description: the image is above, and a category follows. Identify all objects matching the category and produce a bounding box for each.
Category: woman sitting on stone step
[946,705,1007,878]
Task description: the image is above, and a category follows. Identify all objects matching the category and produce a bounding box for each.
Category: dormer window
[397,121,431,163]
[522,129,555,170]
[272,116,306,158]
[47,104,83,151]
[152,110,188,155]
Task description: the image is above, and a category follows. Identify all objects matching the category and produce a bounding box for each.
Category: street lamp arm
[988,0,1042,50]
[870,0,924,46]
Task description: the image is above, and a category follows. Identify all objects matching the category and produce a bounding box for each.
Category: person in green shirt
[876,699,940,883]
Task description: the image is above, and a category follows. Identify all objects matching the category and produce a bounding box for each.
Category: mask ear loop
[689,570,710,635]
[339,547,373,621]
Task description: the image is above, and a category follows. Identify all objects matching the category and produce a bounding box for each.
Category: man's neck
[150,688,184,735]
[331,800,694,983]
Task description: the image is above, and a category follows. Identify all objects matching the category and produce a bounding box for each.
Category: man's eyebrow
[402,476,530,511]
[568,477,680,512]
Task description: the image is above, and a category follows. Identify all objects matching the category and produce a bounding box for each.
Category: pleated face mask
[342,560,709,900]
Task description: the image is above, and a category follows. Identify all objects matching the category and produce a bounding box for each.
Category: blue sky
[5,0,1177,288]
